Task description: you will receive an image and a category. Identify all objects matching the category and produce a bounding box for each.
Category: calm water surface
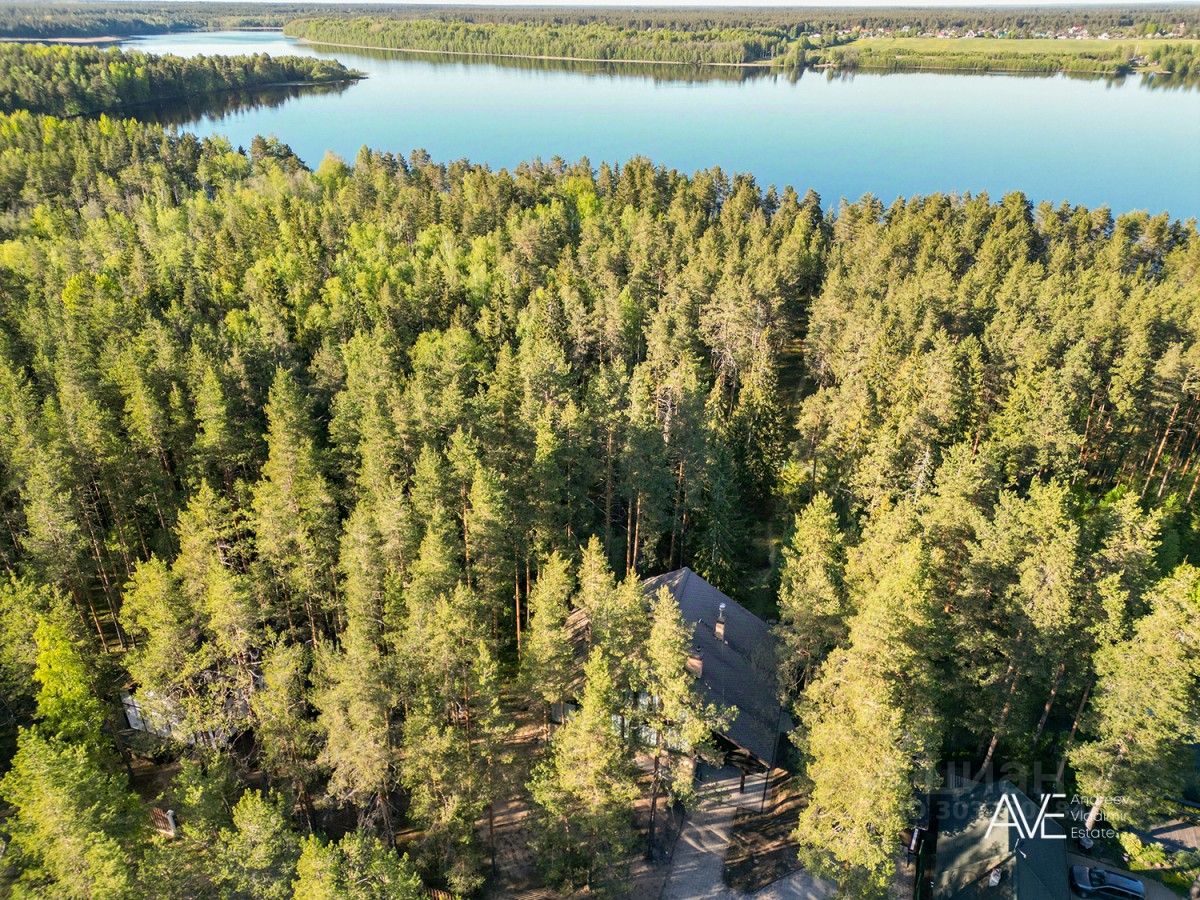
[123,31,1200,217]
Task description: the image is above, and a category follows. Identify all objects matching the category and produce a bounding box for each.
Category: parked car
[1069,866,1146,899]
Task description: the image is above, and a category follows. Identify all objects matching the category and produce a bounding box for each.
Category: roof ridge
[679,566,692,595]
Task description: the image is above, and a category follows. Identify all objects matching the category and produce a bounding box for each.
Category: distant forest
[0,40,1198,900]
[283,16,1200,76]
[2,2,1199,40]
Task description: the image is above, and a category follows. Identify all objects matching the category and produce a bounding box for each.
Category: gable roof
[645,568,787,765]
[565,567,786,765]
[932,780,1070,900]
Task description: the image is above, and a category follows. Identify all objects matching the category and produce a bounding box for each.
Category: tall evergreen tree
[643,586,725,855]
[795,528,940,897]
[252,367,338,644]
[529,649,637,894]
[776,491,847,695]
[293,831,423,900]
[521,551,574,733]
[1071,565,1200,830]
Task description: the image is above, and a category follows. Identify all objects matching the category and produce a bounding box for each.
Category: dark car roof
[1091,869,1145,894]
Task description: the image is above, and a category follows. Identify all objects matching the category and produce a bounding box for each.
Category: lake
[121,30,1200,218]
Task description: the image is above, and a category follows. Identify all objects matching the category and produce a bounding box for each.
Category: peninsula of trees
[0,40,1198,900]
[0,43,360,117]
[284,16,793,65]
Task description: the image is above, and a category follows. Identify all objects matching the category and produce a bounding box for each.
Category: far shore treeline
[281,16,1200,77]
[3,2,1200,42]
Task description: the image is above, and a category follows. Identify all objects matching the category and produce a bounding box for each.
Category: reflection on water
[191,42,1200,92]
[299,42,779,85]
[1138,72,1200,91]
[129,80,355,127]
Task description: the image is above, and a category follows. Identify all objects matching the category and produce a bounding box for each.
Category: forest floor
[482,701,543,897]
[482,696,685,898]
[663,764,832,900]
[724,772,804,893]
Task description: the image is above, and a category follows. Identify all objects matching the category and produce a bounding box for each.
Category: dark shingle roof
[644,568,787,764]
[565,567,786,765]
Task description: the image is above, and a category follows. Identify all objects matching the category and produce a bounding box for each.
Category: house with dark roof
[563,567,789,772]
[922,780,1070,900]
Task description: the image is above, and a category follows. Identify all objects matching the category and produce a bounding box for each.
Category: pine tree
[776,492,847,695]
[293,831,423,900]
[314,503,397,835]
[643,586,726,855]
[575,534,617,623]
[794,532,940,897]
[398,585,508,894]
[529,649,637,893]
[174,483,258,666]
[690,430,747,591]
[0,731,146,898]
[191,360,241,486]
[588,572,651,744]
[0,617,146,898]
[215,790,301,900]
[1070,564,1200,831]
[122,555,236,744]
[28,617,107,750]
[251,641,320,829]
[252,367,338,644]
[404,503,462,614]
[521,551,574,733]
[970,480,1083,774]
[0,576,57,725]
[466,463,513,643]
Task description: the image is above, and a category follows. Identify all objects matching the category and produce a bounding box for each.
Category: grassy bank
[826,36,1200,75]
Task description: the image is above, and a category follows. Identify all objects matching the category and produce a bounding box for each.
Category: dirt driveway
[662,765,834,900]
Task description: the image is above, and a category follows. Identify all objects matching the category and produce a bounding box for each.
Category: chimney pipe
[714,602,727,642]
[686,647,703,678]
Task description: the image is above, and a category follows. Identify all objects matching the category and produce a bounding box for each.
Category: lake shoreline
[4,35,125,45]
[4,30,1165,80]
[292,35,1165,80]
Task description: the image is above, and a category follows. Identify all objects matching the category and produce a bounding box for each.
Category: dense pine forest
[0,40,1198,900]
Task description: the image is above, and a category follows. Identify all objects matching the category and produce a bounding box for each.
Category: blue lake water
[122,30,1200,218]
